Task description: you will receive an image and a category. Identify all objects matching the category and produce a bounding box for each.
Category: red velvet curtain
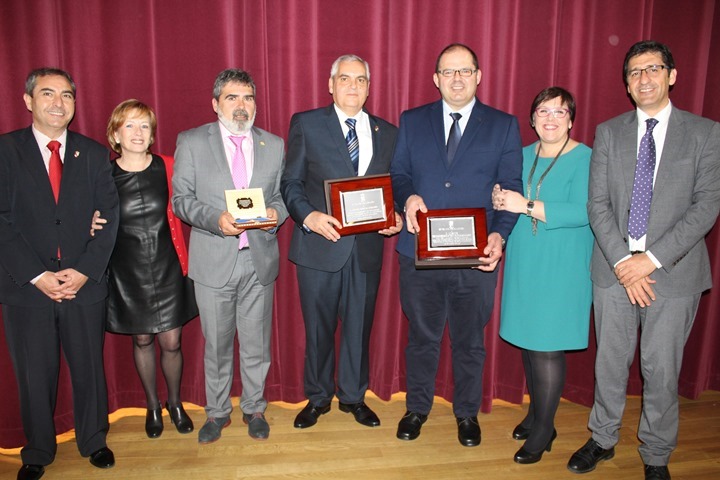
[1,0,719,448]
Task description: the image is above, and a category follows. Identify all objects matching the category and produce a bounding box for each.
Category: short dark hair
[213,69,256,100]
[530,86,576,124]
[623,40,675,85]
[25,67,76,97]
[435,43,479,72]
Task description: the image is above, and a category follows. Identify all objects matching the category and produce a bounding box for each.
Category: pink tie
[230,135,249,249]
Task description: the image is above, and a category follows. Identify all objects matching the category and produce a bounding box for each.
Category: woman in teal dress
[493,87,593,464]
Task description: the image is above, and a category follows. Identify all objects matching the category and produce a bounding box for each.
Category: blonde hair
[106,99,157,154]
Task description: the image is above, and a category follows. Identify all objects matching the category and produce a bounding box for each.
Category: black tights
[519,349,566,453]
[133,327,183,409]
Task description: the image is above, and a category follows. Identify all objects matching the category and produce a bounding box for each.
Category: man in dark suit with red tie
[0,68,119,480]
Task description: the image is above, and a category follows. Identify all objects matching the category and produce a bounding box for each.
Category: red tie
[47,140,63,203]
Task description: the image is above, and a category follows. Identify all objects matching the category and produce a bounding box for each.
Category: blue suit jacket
[390,99,523,259]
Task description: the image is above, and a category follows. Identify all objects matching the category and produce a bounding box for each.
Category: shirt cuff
[30,272,44,285]
[645,250,662,269]
[613,254,632,269]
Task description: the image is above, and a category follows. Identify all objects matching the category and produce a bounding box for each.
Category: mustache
[232,109,249,120]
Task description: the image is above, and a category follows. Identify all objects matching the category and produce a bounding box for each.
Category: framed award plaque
[415,208,488,269]
[225,187,278,229]
[324,173,395,236]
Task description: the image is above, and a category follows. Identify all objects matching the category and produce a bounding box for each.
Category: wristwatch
[526,200,535,217]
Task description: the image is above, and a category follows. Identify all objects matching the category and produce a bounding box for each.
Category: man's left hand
[378,212,403,236]
[615,253,656,287]
[261,207,279,231]
[475,232,503,272]
[55,268,89,299]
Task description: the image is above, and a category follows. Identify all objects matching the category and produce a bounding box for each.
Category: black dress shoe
[145,406,164,438]
[338,401,380,427]
[512,423,531,440]
[644,464,671,480]
[17,464,44,480]
[396,411,427,441]
[513,429,557,464]
[89,447,115,469]
[166,402,194,434]
[456,416,481,447]
[567,438,614,473]
[293,402,331,428]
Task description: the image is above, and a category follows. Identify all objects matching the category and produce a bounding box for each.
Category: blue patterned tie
[628,118,659,240]
[447,112,462,165]
[345,118,359,175]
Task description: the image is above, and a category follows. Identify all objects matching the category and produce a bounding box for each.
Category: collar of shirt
[334,104,373,175]
[32,126,68,172]
[442,98,475,140]
[218,121,254,177]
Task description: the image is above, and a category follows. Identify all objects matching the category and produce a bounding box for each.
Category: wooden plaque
[324,174,395,236]
[415,208,488,269]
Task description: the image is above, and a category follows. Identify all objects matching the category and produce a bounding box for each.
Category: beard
[218,108,256,134]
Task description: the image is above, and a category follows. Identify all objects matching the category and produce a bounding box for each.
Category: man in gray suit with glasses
[568,40,720,480]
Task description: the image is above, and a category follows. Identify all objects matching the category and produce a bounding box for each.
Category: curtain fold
[1,0,718,448]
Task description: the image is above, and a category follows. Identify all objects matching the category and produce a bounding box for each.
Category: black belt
[630,250,645,255]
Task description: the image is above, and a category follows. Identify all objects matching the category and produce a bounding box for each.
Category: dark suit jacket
[0,127,119,306]
[588,107,720,296]
[390,99,523,259]
[281,105,398,273]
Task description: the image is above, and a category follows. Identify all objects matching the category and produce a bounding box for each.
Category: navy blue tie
[628,118,659,240]
[447,112,462,165]
[345,118,359,175]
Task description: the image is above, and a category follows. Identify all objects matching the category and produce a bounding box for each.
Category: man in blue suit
[390,43,523,446]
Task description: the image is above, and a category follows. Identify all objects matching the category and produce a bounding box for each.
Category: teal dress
[499,142,593,351]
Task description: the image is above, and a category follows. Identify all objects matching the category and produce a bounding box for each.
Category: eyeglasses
[534,108,570,119]
[437,68,477,78]
[626,65,669,80]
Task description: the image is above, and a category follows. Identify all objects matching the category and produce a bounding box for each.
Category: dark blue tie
[628,118,659,240]
[447,112,462,165]
[345,118,359,175]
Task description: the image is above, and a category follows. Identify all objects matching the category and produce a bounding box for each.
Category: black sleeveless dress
[106,155,198,334]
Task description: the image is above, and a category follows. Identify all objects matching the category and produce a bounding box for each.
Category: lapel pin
[74,151,80,157]
[260,141,265,146]
[374,125,379,132]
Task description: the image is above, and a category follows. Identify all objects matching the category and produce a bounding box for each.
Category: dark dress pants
[3,300,109,465]
[297,244,380,405]
[399,254,496,418]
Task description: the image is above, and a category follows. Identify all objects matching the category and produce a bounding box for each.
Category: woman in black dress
[103,100,198,438]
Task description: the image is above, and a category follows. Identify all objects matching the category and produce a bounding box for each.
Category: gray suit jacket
[172,122,288,287]
[588,107,720,296]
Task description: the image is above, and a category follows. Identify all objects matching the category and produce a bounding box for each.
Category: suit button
[444,182,452,188]
[55,219,61,225]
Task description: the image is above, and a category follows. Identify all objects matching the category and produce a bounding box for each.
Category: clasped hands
[35,269,88,302]
[404,194,503,272]
[614,253,657,307]
[303,210,403,242]
[491,184,525,214]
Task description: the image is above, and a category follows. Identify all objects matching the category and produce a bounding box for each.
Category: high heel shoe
[145,406,164,438]
[166,402,194,434]
[513,429,557,464]
[512,423,531,440]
